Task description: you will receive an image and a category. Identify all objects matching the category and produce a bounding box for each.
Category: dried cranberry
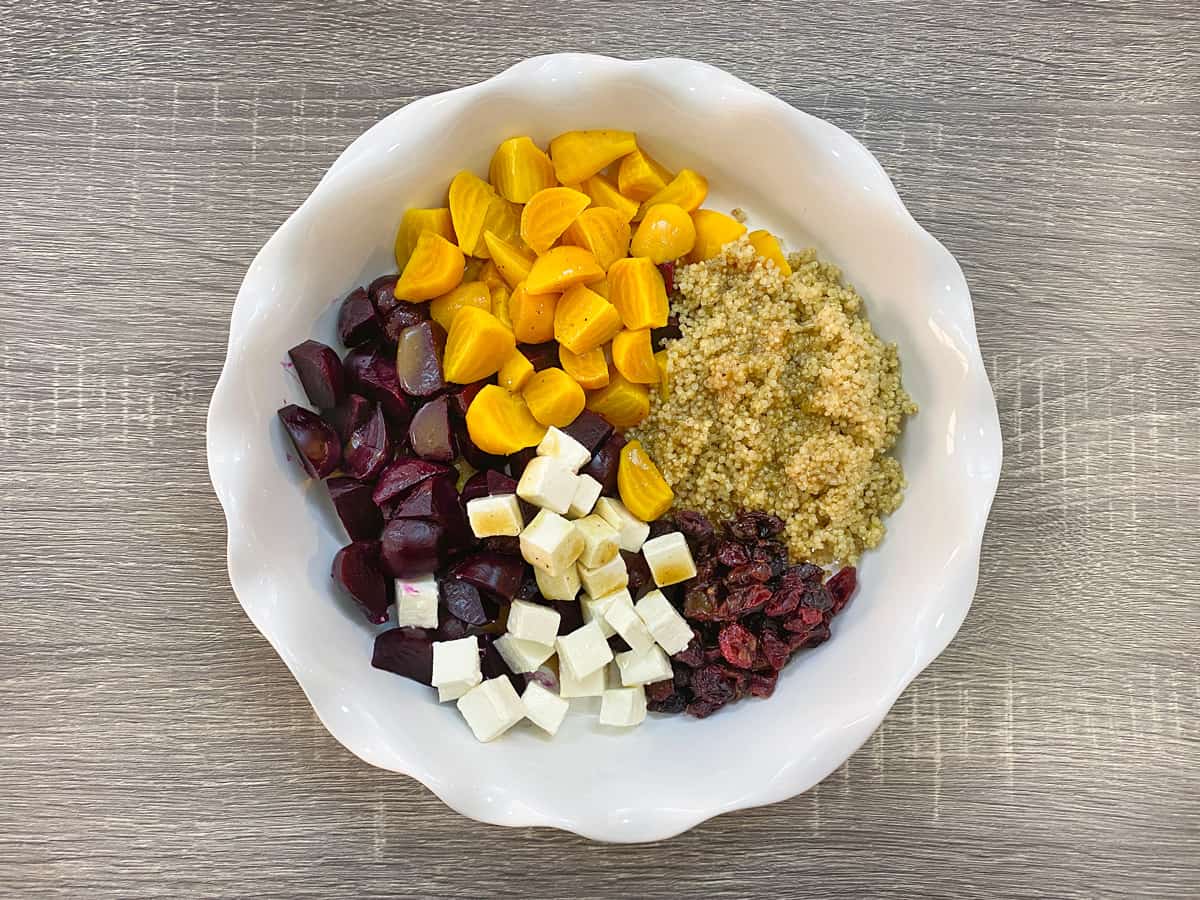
[683,583,723,621]
[686,699,722,718]
[760,627,791,670]
[750,672,778,698]
[673,632,705,667]
[725,561,773,585]
[720,584,772,618]
[729,510,784,538]
[764,586,804,618]
[785,623,831,650]
[647,518,674,540]
[801,585,833,612]
[827,566,858,614]
[715,541,750,567]
[718,623,758,669]
[645,680,676,703]
[673,665,692,689]
[780,563,824,591]
[673,510,716,547]
[648,692,688,714]
[691,665,737,704]
[703,646,726,665]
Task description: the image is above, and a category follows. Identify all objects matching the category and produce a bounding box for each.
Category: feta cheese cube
[635,588,695,655]
[580,588,627,638]
[535,565,580,602]
[457,676,525,741]
[431,636,481,688]
[536,426,591,472]
[577,553,628,599]
[438,679,478,702]
[594,497,651,552]
[572,514,620,568]
[520,509,585,575]
[521,681,570,735]
[567,473,603,518]
[517,456,579,515]
[614,644,673,686]
[555,621,613,679]
[506,599,561,646]
[641,531,697,587]
[466,493,524,538]
[493,634,555,674]
[599,686,647,727]
[394,574,439,628]
[558,659,606,697]
[601,590,656,654]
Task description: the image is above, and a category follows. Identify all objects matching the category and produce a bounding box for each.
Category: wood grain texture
[1,1,1198,897]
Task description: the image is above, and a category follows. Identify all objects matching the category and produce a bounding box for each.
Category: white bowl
[206,54,1002,842]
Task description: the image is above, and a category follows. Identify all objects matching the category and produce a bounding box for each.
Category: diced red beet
[408,395,456,462]
[389,474,461,529]
[343,345,412,428]
[343,403,392,480]
[396,321,447,397]
[448,552,525,602]
[561,411,613,453]
[382,303,430,346]
[718,623,758,669]
[433,615,477,642]
[519,341,559,371]
[372,456,454,506]
[657,262,676,296]
[371,629,433,685]
[651,312,681,350]
[484,470,519,495]
[326,477,383,541]
[622,549,654,599]
[380,517,444,578]
[507,446,538,480]
[581,432,625,495]
[327,393,372,443]
[450,381,489,418]
[827,566,858,614]
[368,274,399,314]
[338,286,379,347]
[547,598,584,634]
[332,541,390,623]
[481,535,521,556]
[460,470,490,504]
[278,404,341,478]
[288,340,345,409]
[441,578,495,626]
[479,634,525,693]
[450,411,505,471]
[608,633,632,653]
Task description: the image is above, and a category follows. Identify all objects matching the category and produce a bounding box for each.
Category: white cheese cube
[466,493,524,538]
[457,676,525,741]
[614,644,673,686]
[635,589,694,655]
[536,426,592,472]
[438,678,479,702]
[535,565,580,602]
[641,532,698,587]
[567,473,603,518]
[577,553,628,599]
[573,514,620,568]
[555,621,613,679]
[594,497,651,552]
[521,681,570,735]
[580,588,627,638]
[507,599,561,646]
[520,509,585,576]
[394,574,439,628]
[431,636,481,688]
[517,456,579,515]
[558,658,606,697]
[493,634,555,674]
[599,686,647,727]
[601,591,656,655]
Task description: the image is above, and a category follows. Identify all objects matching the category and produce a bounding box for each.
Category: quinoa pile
[631,237,916,564]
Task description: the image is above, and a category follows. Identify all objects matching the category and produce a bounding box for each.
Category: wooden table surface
[2,2,1197,896]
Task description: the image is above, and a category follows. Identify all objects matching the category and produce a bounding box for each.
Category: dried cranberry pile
[642,510,857,718]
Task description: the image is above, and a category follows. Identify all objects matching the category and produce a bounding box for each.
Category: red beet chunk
[507,446,538,480]
[332,541,390,623]
[278,405,341,478]
[390,474,460,523]
[460,470,491,504]
[519,341,560,371]
[451,412,506,471]
[657,262,676,295]
[481,535,521,556]
[622,549,654,599]
[343,345,412,428]
[326,477,383,541]
[380,517,444,578]
[718,623,758,669]
[371,629,434,685]
[343,403,392,480]
[441,578,495,626]
[327,393,372,442]
[459,469,518,503]
[408,395,456,462]
[449,552,525,602]
[396,321,447,398]
[548,598,584,634]
[479,634,525,694]
[338,286,380,347]
[368,274,399,314]
[372,456,454,506]
[450,381,489,418]
[288,340,345,410]
[651,312,681,351]
[561,411,613,453]
[581,432,625,495]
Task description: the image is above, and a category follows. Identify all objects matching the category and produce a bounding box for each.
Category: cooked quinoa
[630,237,916,564]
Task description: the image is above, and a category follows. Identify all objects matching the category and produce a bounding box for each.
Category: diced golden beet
[473,195,522,257]
[610,329,659,384]
[687,209,748,263]
[490,136,557,203]
[617,439,674,521]
[482,231,534,290]
[559,344,610,390]
[508,282,559,344]
[639,169,708,219]
[618,149,673,202]
[498,349,535,392]
[654,349,670,400]
[561,207,632,270]
[490,283,513,329]
[449,170,498,254]
[630,203,696,264]
[466,384,547,455]
[525,245,604,294]
[607,257,669,330]
[586,372,650,429]
[443,306,516,383]
[395,207,455,270]
[554,283,623,355]
[748,229,792,276]
[520,187,591,255]
[549,130,638,185]
[429,281,492,331]
[523,367,586,427]
[395,231,465,301]
[579,174,639,223]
